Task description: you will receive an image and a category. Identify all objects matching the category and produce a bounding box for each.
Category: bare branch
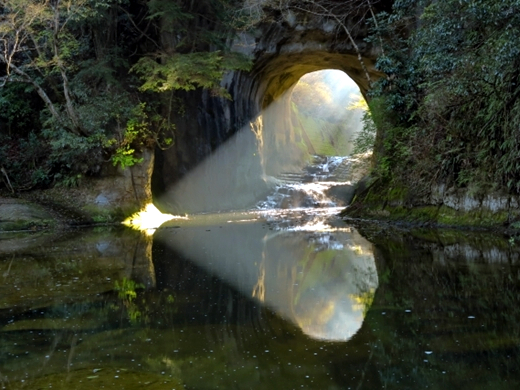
[1,167,15,194]
[294,0,373,86]
[366,0,385,57]
[0,51,76,134]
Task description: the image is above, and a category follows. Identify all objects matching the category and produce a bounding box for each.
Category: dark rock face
[325,184,356,207]
[154,8,383,214]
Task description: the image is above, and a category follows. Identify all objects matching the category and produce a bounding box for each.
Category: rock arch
[153,5,384,213]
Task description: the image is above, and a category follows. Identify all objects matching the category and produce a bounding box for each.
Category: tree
[131,0,252,98]
[414,0,520,192]
[0,0,144,188]
[0,0,94,135]
[360,0,520,195]
[0,0,254,190]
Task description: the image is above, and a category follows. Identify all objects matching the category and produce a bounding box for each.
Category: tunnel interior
[252,54,371,178]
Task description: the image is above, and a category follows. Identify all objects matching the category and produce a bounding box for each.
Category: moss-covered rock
[0,198,56,231]
[342,179,520,229]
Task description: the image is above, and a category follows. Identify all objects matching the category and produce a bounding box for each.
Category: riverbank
[0,189,123,232]
[341,177,520,236]
[0,150,154,232]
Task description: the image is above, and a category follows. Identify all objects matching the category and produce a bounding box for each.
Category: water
[1,158,520,389]
[256,155,354,210]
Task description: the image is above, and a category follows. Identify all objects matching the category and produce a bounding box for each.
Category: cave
[152,7,383,214]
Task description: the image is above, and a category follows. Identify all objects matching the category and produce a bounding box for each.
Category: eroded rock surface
[0,198,55,231]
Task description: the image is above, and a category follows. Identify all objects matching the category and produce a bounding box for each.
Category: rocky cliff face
[153,7,383,214]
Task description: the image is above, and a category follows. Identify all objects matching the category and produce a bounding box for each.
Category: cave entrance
[154,68,372,214]
[261,69,368,177]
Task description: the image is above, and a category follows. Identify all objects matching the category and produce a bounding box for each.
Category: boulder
[0,198,55,231]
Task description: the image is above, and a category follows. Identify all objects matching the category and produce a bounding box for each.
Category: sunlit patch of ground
[122,203,188,235]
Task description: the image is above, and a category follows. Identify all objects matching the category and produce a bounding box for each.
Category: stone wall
[345,178,520,228]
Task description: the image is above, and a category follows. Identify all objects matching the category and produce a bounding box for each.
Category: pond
[2,155,520,389]
[1,208,520,390]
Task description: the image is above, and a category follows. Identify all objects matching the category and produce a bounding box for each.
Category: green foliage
[413,0,520,192]
[114,277,145,302]
[133,0,252,98]
[108,102,174,169]
[114,277,146,324]
[147,0,194,32]
[0,83,39,136]
[0,132,51,188]
[132,51,251,98]
[0,0,145,190]
[0,0,253,192]
[352,110,376,155]
[44,128,106,183]
[367,0,520,195]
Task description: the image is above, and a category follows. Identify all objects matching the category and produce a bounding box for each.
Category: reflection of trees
[367,234,520,389]
[291,76,334,117]
[113,277,145,324]
[350,288,375,317]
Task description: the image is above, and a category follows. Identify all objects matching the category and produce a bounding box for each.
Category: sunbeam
[158,69,365,215]
[155,213,378,342]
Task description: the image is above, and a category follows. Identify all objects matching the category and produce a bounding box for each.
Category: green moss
[436,206,509,227]
[387,185,409,202]
[349,186,505,228]
[0,219,55,232]
[343,175,516,228]
[345,199,511,228]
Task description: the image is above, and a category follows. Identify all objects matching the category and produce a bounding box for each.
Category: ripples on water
[1,156,520,389]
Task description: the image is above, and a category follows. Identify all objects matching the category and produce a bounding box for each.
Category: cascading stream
[255,155,355,210]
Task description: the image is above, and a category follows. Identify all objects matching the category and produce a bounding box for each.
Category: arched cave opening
[259,68,369,178]
[154,54,378,215]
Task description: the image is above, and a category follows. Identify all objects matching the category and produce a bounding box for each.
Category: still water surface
[1,208,520,389]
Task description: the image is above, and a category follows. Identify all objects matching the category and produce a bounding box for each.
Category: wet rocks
[325,184,355,206]
[0,198,55,231]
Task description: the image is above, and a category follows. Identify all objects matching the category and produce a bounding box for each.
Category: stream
[1,155,520,389]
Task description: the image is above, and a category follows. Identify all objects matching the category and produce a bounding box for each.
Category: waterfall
[255,155,355,210]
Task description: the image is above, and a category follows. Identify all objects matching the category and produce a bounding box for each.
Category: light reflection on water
[1,219,520,389]
[156,210,378,342]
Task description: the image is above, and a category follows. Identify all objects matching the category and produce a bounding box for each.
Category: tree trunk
[0,57,81,135]
[52,2,85,136]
